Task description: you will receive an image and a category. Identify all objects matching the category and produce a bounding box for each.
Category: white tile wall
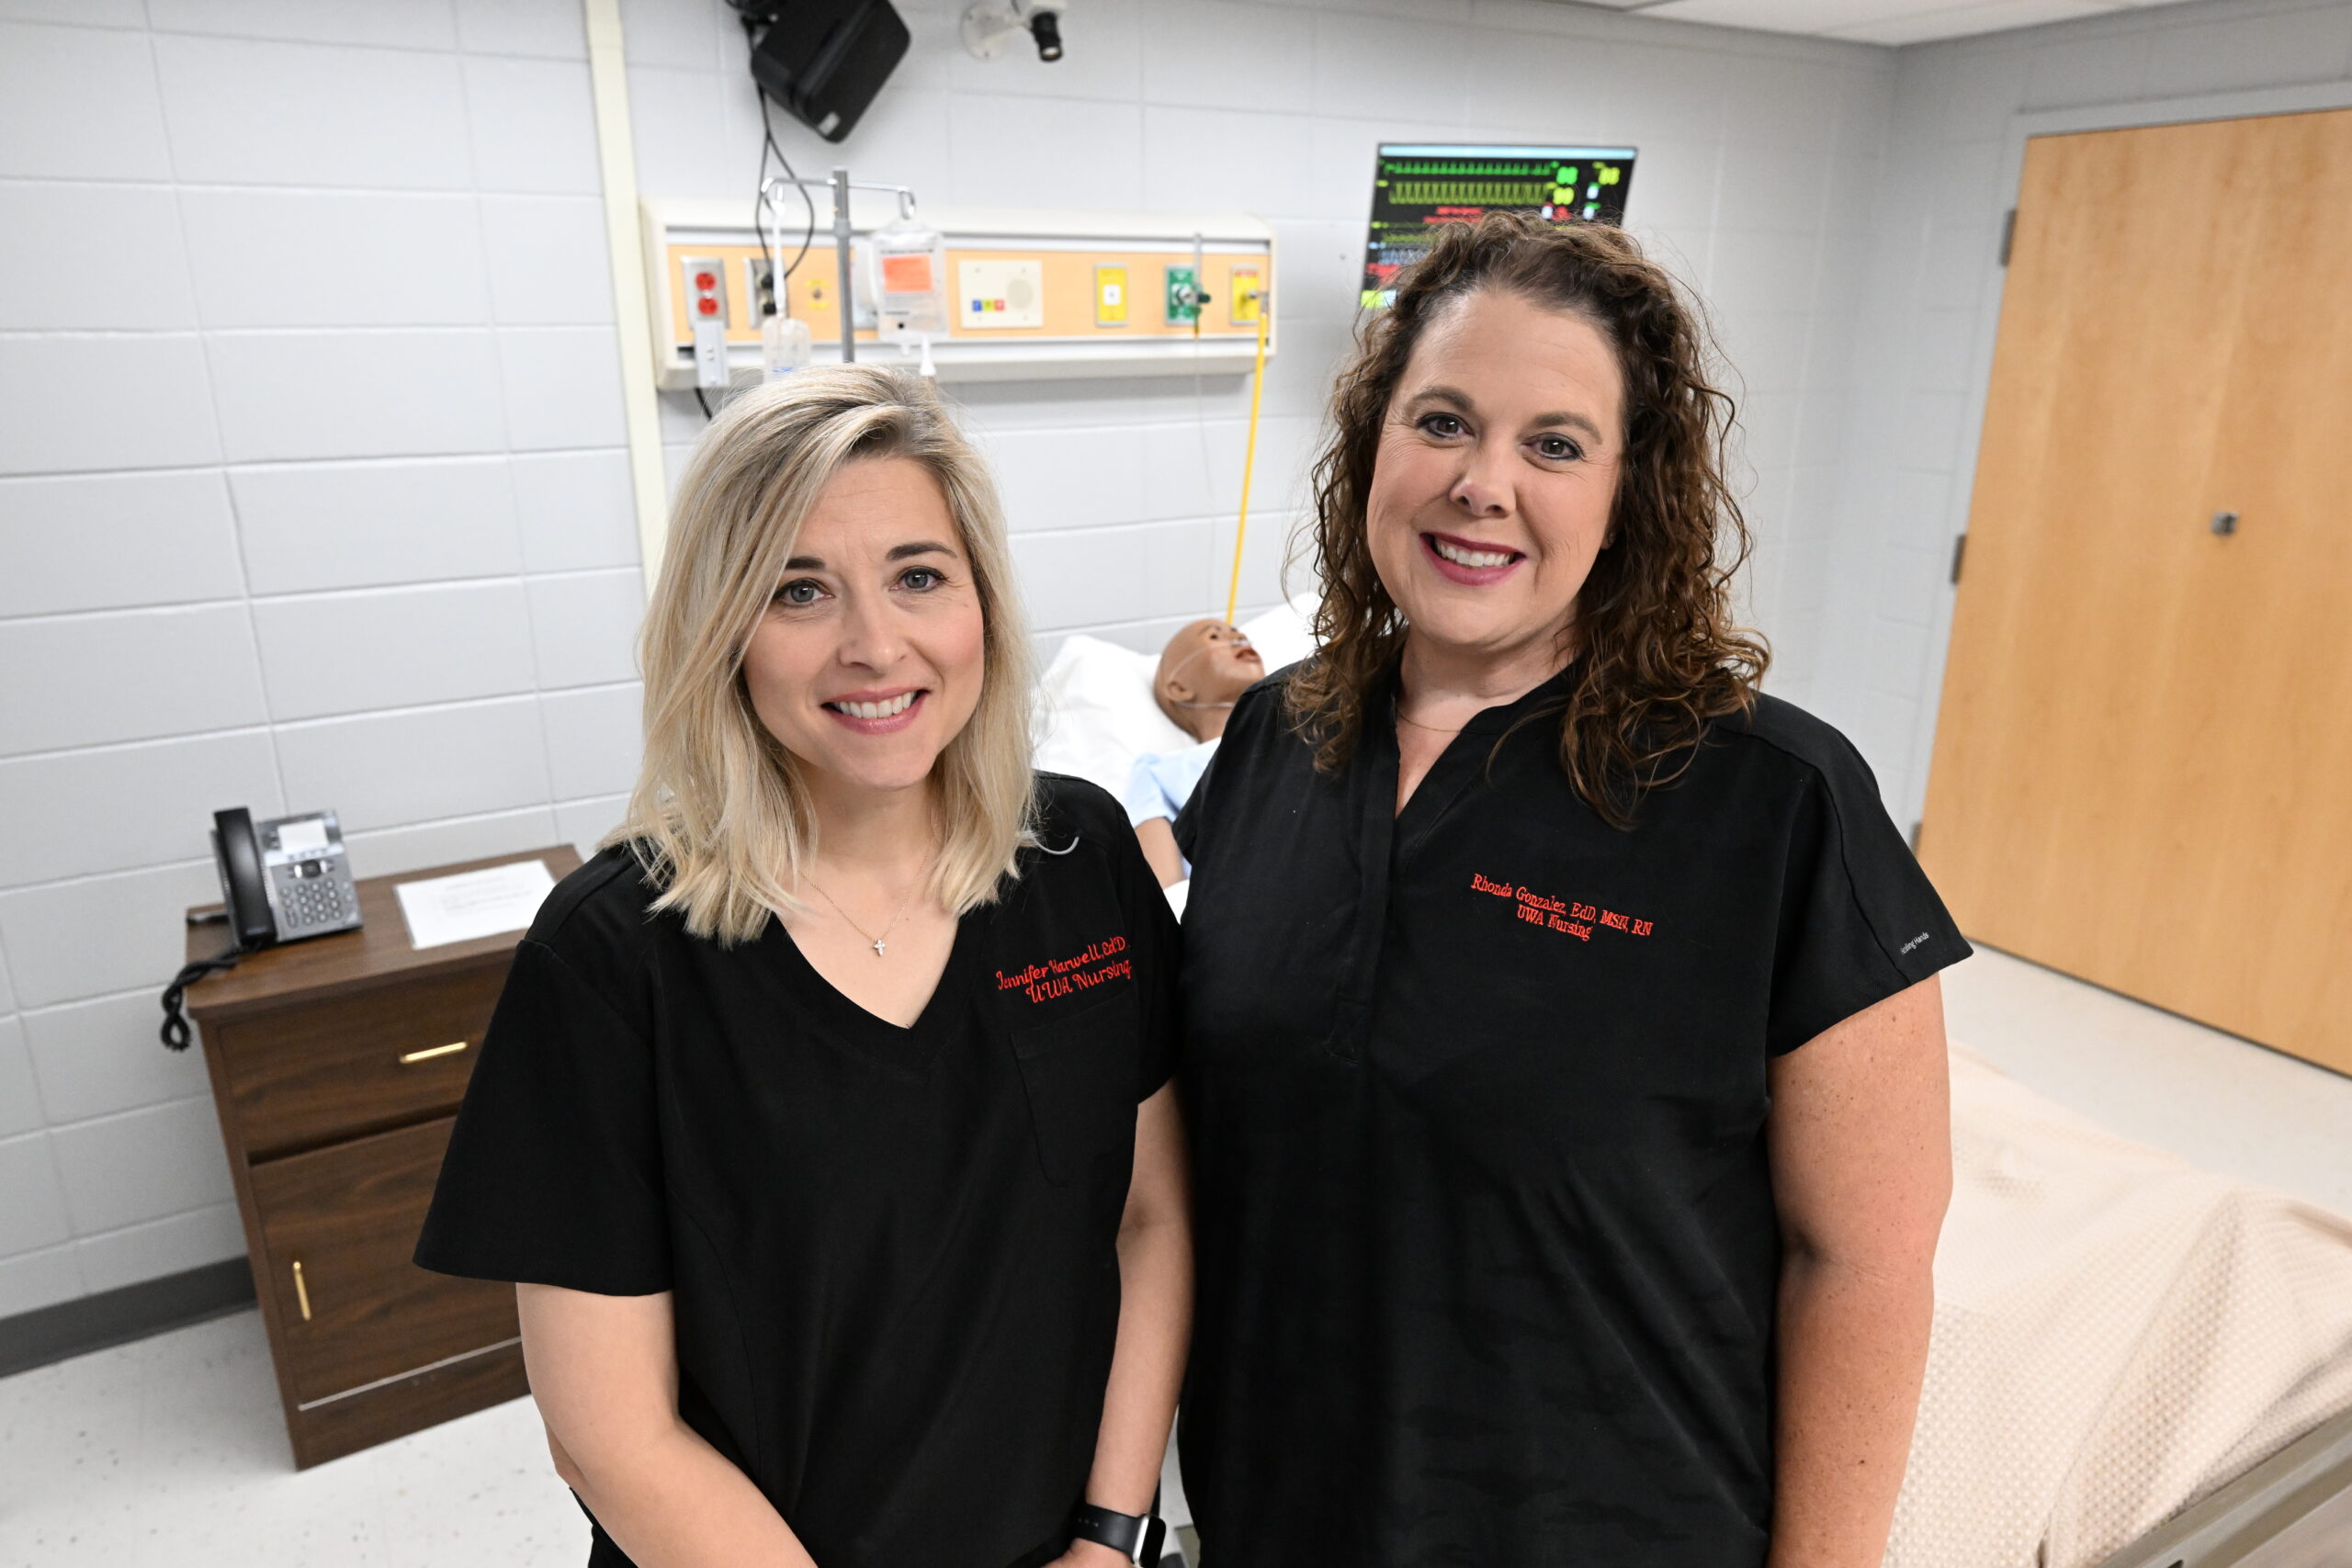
[0,1132,74,1257]
[178,190,493,329]
[1811,0,2352,820]
[151,34,475,188]
[512,449,641,570]
[0,22,173,180]
[0,1,639,1314]
[540,682,645,799]
[232,457,525,593]
[343,804,565,882]
[47,1098,235,1234]
[0,1017,41,1138]
[205,330,509,462]
[274,696,556,830]
[0,185,198,333]
[0,470,243,616]
[22,991,216,1126]
[252,581,539,719]
[527,569,645,687]
[0,605,268,757]
[0,731,283,886]
[0,336,221,476]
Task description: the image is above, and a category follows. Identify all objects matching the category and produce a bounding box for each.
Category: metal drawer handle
[292,1258,312,1322]
[399,1041,469,1066]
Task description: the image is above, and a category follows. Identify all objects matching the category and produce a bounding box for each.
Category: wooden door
[1920,108,2352,1075]
[249,1115,518,1408]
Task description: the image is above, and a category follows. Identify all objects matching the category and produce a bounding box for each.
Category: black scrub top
[415,774,1177,1568]
[1173,663,1967,1568]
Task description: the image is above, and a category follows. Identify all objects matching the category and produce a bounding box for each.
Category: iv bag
[868,216,948,340]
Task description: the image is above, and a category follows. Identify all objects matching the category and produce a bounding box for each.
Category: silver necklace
[805,878,920,958]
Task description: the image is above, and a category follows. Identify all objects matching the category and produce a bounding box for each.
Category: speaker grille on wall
[747,0,910,143]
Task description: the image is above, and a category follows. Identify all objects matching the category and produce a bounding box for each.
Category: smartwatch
[1069,1501,1166,1565]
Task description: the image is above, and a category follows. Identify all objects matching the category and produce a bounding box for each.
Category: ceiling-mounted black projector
[728,0,909,143]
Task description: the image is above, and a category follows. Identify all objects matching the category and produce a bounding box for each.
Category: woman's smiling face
[740,456,987,799]
[1364,288,1626,672]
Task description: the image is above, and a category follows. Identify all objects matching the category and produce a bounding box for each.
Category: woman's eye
[1534,434,1584,462]
[1418,412,1467,439]
[898,566,944,592]
[774,579,826,607]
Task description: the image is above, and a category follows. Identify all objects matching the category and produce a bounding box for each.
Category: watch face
[1139,1517,1167,1566]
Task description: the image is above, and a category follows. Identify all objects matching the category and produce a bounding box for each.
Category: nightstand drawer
[251,1115,517,1411]
[215,964,505,1158]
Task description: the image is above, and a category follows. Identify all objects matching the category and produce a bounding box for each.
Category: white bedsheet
[1890,1047,2352,1567]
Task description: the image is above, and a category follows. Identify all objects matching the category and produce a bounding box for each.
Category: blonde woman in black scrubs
[1175,213,1962,1568]
[419,368,1186,1568]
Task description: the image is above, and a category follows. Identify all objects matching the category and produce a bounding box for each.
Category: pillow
[1237,596,1316,673]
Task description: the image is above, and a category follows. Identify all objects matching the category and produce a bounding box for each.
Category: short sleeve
[1123,752,1174,828]
[1767,743,1971,1056]
[1102,806,1184,1100]
[413,938,672,1294]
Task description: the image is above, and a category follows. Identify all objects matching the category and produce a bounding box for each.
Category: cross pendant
[872,939,888,957]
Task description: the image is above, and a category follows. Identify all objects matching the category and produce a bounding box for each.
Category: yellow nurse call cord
[1223,283,1272,626]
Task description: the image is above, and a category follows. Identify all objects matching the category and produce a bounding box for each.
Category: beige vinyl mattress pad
[1886,1046,2352,1567]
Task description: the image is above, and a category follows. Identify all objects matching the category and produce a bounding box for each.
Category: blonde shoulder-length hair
[611,366,1036,945]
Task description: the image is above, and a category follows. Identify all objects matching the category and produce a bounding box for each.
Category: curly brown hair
[1286,210,1769,828]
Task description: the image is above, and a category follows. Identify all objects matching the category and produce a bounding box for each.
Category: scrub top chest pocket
[1002,984,1142,1187]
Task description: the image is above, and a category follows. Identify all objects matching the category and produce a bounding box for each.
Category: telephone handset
[212,807,363,947]
[161,807,363,1050]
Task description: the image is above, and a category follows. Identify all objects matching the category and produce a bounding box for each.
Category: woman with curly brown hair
[1170,212,1963,1568]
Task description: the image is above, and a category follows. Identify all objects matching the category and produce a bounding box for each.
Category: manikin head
[1154,619,1263,742]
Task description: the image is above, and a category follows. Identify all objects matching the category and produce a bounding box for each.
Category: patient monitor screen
[1363,143,1637,307]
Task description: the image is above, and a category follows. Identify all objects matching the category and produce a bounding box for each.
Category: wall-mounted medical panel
[643,199,1275,388]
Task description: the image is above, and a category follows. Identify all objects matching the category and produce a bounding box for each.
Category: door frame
[1901,79,2352,833]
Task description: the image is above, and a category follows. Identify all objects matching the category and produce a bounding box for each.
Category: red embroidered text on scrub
[996,935,1131,1003]
[1470,872,1654,942]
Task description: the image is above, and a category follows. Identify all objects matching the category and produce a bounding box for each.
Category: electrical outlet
[683,255,729,389]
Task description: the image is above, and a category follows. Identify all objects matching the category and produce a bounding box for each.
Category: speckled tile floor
[0,945,2342,1566]
[0,1308,582,1566]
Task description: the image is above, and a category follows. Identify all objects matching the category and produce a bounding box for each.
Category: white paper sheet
[395,858,556,950]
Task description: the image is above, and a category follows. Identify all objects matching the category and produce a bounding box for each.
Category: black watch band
[1068,1501,1166,1565]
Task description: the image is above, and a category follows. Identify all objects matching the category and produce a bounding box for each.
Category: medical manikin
[1127,619,1263,887]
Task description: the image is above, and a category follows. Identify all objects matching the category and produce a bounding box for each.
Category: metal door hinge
[1950,533,1968,585]
[1999,209,2017,266]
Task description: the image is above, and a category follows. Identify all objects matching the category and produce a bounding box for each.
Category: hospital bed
[1035,606,2352,1568]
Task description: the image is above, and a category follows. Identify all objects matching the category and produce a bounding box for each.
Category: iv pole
[760,166,919,367]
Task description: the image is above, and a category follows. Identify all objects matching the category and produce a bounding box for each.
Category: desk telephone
[160,807,362,1049]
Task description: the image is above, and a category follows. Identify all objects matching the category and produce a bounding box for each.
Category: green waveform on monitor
[1389,180,1560,206]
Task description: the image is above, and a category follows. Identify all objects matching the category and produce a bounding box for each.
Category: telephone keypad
[270,858,359,937]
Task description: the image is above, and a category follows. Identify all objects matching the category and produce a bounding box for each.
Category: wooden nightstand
[183,845,582,1468]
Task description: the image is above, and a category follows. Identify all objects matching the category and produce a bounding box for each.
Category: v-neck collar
[1384,659,1578,844]
[1319,660,1577,1067]
[763,908,981,1078]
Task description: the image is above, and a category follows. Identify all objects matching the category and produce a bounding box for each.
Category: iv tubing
[1224,299,1272,626]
